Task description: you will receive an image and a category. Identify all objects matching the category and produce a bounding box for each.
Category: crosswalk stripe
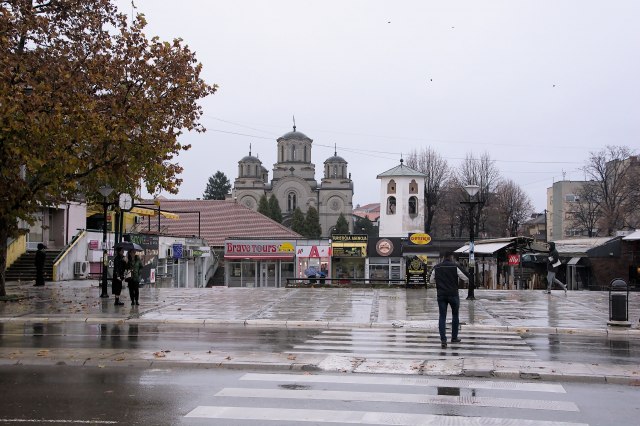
[239,373,567,393]
[289,350,536,360]
[306,338,531,350]
[185,406,588,425]
[290,345,536,358]
[215,388,579,411]
[321,329,524,339]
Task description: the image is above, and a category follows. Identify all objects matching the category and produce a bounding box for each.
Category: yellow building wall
[7,235,27,267]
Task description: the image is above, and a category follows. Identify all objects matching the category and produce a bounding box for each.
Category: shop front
[402,232,436,286]
[224,239,296,287]
[296,240,331,283]
[366,237,404,284]
[331,234,367,283]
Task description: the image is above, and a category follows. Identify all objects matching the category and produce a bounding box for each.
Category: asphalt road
[0,366,638,425]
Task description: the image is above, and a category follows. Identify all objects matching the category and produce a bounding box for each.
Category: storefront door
[260,262,277,287]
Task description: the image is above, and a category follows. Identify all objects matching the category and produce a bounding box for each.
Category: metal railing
[285,277,429,288]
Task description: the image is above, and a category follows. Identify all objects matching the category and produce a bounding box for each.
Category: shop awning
[622,230,640,241]
[455,241,512,255]
[130,206,179,220]
[224,255,294,260]
[567,257,581,266]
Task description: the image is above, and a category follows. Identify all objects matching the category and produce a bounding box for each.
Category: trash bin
[609,278,629,322]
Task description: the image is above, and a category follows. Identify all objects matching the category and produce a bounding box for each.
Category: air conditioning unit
[74,261,90,278]
[166,247,173,258]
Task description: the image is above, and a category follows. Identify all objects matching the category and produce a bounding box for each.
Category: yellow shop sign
[409,233,431,245]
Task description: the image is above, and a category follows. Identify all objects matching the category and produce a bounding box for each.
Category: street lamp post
[461,184,481,300]
[98,185,114,298]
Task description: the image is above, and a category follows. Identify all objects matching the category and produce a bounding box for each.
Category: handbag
[552,260,561,268]
[124,270,132,280]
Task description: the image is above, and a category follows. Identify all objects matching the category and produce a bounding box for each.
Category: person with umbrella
[126,249,143,306]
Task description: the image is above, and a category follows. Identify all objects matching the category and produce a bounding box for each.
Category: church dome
[324,155,347,164]
[278,128,311,141]
[240,155,261,163]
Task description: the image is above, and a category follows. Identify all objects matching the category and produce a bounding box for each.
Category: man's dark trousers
[437,294,460,342]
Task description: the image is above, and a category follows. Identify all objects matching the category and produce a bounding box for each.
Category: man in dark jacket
[34,243,46,286]
[546,241,567,294]
[429,252,469,348]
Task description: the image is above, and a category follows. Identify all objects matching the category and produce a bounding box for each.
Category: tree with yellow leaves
[0,0,217,295]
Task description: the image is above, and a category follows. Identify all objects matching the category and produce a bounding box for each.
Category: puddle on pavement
[278,384,311,390]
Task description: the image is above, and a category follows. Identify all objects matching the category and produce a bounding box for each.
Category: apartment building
[546,180,586,241]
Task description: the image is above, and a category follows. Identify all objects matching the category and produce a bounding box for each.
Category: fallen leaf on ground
[287,355,296,360]
[225,356,231,360]
[153,351,166,358]
[36,350,50,357]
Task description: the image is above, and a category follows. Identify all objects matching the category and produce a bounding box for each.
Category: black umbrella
[114,241,143,251]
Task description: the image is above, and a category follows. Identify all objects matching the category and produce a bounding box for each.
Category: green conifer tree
[257,194,270,217]
[268,194,283,223]
[333,212,350,235]
[291,207,306,235]
[304,206,322,238]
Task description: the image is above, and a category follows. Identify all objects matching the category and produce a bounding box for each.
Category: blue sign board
[172,243,183,259]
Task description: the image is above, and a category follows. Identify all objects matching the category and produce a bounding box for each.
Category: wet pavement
[1,280,639,384]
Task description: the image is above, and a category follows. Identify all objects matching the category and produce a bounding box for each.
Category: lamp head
[464,184,480,198]
[98,185,114,198]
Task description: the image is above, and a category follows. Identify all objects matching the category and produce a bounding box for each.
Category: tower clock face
[118,193,133,211]
[242,197,255,209]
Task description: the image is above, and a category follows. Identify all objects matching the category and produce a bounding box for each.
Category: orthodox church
[232,125,353,237]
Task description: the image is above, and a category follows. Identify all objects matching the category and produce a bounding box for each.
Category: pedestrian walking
[126,250,143,306]
[112,247,126,306]
[33,243,46,287]
[429,252,469,349]
[546,241,567,294]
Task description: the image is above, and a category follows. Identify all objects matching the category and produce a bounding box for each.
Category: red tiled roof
[145,199,301,247]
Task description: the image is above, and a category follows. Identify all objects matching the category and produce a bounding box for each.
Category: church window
[287,192,297,211]
[255,165,259,176]
[387,180,396,194]
[280,146,284,162]
[333,165,337,177]
[409,180,418,194]
[408,196,418,216]
[304,146,307,162]
[291,145,296,161]
[387,196,396,215]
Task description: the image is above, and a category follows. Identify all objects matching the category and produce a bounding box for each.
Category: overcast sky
[116,0,639,212]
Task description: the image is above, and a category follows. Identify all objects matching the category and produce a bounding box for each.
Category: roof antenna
[334,143,337,156]
[249,143,252,156]
[292,115,296,132]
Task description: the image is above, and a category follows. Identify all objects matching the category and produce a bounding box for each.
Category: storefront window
[242,262,256,287]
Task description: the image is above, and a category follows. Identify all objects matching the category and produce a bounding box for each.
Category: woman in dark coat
[34,243,46,286]
[112,247,126,305]
[127,250,143,306]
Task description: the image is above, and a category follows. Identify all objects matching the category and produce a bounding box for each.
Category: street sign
[508,253,520,266]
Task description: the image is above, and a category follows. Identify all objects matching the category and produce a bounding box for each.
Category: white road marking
[215,387,579,411]
[185,406,588,425]
[239,372,567,393]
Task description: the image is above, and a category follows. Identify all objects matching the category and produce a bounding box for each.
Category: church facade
[232,126,353,237]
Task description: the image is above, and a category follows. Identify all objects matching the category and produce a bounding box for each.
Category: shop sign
[406,255,427,284]
[192,246,211,257]
[172,243,183,259]
[333,246,365,257]
[89,240,99,250]
[225,240,296,256]
[375,238,394,256]
[408,233,431,245]
[332,234,367,243]
[508,253,520,266]
[296,245,331,257]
